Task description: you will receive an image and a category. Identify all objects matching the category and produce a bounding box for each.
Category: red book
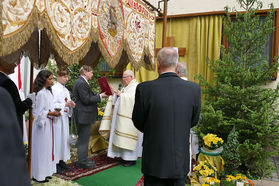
[98,77,113,96]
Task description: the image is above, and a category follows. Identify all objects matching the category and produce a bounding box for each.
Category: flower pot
[199,176,208,184]
[237,181,244,186]
[200,146,223,156]
[199,176,215,185]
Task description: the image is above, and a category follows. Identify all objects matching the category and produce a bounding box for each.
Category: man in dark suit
[132,47,201,186]
[72,65,108,169]
[0,59,32,136]
[0,87,31,186]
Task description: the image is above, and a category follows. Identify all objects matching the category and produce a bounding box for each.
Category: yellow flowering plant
[203,133,224,150]
[97,107,104,120]
[193,160,217,178]
[224,174,254,186]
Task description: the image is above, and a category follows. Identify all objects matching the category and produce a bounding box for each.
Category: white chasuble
[52,82,72,163]
[31,88,56,181]
[100,79,143,160]
[113,79,140,150]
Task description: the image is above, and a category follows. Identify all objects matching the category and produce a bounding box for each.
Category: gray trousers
[77,123,92,164]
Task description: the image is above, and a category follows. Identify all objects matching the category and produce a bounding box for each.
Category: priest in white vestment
[99,70,143,167]
[53,69,75,173]
[31,70,61,183]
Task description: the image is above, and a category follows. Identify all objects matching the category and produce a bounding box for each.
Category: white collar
[57,81,66,88]
[81,75,89,85]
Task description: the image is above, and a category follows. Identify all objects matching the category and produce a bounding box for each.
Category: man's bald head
[157,47,178,69]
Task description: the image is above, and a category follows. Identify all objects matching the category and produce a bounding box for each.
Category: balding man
[132,47,201,186]
[99,70,142,167]
[176,62,188,80]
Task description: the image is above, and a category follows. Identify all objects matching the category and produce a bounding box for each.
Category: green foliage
[196,0,279,178]
[222,130,241,175]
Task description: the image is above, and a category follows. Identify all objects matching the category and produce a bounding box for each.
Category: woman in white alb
[31,70,61,183]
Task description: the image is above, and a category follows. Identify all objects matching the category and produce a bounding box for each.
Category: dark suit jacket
[72,76,101,125]
[0,87,31,186]
[132,72,201,179]
[0,72,32,134]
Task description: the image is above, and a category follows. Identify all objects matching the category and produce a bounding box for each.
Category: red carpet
[55,153,120,181]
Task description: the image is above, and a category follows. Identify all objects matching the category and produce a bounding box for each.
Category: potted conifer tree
[196,0,279,178]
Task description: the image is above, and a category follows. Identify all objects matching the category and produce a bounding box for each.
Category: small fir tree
[222,130,241,175]
[196,0,279,178]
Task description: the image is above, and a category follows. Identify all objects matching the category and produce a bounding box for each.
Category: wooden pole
[162,0,168,47]
[28,61,34,177]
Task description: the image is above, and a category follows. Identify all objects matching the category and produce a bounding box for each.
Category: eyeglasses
[122,76,131,79]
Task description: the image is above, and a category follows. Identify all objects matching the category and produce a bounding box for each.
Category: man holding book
[72,65,108,169]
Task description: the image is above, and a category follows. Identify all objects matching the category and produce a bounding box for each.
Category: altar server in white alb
[99,70,143,167]
[52,69,76,174]
[31,70,61,183]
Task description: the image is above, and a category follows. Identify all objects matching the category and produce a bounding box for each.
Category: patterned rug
[135,175,144,186]
[55,152,120,181]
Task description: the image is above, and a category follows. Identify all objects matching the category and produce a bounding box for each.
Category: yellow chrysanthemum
[214,178,220,183]
[226,178,232,182]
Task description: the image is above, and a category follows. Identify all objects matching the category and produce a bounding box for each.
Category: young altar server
[31,70,61,183]
[52,69,75,173]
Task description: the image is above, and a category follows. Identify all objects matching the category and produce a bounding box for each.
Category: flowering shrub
[193,160,217,178]
[97,107,104,120]
[202,177,220,186]
[203,133,224,150]
[225,174,254,186]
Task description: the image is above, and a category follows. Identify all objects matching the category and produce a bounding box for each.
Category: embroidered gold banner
[0,0,155,70]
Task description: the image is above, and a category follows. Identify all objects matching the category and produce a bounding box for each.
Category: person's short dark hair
[33,70,53,93]
[57,68,69,76]
[80,65,93,75]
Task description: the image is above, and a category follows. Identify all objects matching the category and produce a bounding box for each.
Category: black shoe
[46,176,52,180]
[56,164,65,174]
[88,160,95,165]
[77,162,95,169]
[59,160,71,171]
[122,160,136,167]
[32,178,49,183]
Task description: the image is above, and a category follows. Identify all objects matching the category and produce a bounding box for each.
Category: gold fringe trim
[40,11,95,66]
[122,33,155,71]
[0,8,38,57]
[123,38,145,71]
[114,129,138,140]
[0,3,155,69]
[97,32,125,69]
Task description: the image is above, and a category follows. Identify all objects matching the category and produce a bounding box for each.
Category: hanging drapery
[126,15,223,84]
[0,0,156,70]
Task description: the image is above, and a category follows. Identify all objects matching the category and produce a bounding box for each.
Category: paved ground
[253,156,279,186]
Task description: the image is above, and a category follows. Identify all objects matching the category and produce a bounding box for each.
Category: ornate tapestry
[0,0,156,70]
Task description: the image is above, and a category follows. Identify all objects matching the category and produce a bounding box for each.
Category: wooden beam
[156,8,279,20]
[28,62,34,177]
[273,9,279,79]
[162,0,168,47]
